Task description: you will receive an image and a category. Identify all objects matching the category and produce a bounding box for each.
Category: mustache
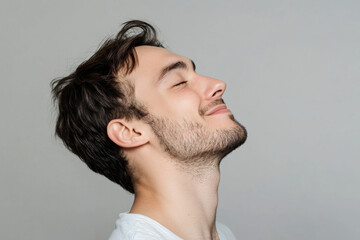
[199,98,225,116]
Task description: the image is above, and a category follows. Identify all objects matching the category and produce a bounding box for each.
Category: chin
[208,114,239,128]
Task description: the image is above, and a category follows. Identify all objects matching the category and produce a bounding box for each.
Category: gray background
[1,0,359,239]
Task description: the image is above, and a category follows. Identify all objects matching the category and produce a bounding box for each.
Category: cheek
[158,90,202,119]
[135,84,165,112]
[136,83,201,119]
[166,90,201,118]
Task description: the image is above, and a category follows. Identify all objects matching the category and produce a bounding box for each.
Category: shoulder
[108,213,182,240]
[217,221,237,240]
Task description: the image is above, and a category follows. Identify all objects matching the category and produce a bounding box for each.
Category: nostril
[212,89,223,97]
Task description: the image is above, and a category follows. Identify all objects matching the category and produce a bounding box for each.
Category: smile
[206,105,232,115]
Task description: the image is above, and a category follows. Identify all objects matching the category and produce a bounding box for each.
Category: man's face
[127,46,247,166]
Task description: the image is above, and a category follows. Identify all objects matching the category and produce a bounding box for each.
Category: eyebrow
[158,59,196,82]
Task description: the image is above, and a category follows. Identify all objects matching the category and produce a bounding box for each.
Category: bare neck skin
[129,151,221,240]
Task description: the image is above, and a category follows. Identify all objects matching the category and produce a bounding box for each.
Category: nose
[196,74,227,100]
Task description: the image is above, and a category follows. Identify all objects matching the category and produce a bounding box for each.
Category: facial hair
[144,100,247,168]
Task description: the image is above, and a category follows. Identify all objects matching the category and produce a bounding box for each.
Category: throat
[130,164,221,239]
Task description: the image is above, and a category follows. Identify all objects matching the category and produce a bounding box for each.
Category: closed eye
[173,81,187,87]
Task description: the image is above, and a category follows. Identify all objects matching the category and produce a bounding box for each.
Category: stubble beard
[144,113,247,169]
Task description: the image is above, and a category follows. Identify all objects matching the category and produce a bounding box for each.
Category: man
[52,20,247,240]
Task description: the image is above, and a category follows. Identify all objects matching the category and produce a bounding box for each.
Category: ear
[107,119,148,148]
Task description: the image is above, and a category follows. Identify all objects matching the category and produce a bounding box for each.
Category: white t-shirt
[109,213,237,240]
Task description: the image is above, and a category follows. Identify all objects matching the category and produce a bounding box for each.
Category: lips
[205,104,231,116]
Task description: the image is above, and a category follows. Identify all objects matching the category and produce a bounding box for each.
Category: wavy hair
[51,20,163,193]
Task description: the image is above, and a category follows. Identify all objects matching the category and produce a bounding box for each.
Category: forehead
[135,45,182,67]
[127,46,187,82]
[136,45,178,61]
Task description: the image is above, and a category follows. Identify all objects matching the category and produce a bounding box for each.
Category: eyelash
[173,81,187,87]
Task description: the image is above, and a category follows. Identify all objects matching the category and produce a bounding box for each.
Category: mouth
[205,104,232,116]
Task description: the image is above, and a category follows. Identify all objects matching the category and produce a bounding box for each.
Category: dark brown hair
[51,20,163,193]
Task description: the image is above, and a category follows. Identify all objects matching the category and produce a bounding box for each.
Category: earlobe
[107,119,148,148]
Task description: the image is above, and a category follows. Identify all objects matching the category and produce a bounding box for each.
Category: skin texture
[107,46,247,240]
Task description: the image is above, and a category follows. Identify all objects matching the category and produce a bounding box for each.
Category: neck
[130,160,221,240]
